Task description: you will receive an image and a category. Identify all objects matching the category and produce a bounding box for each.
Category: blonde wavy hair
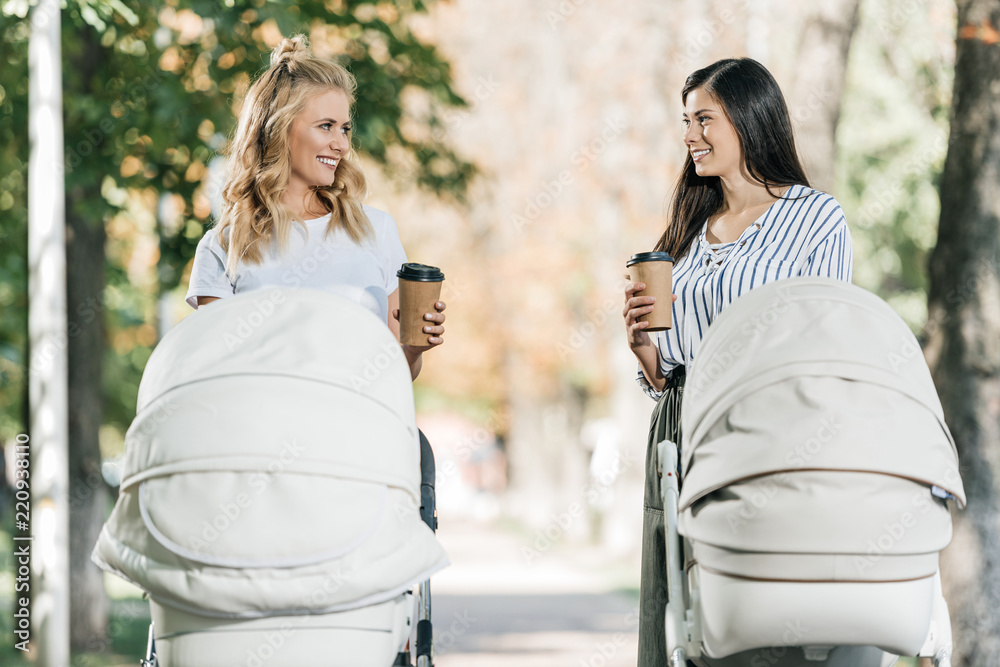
[216,34,371,277]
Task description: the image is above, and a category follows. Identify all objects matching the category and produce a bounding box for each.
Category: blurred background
[1,0,998,665]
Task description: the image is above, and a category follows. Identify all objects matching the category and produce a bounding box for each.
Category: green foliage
[0,11,30,440]
[0,0,473,441]
[836,0,954,332]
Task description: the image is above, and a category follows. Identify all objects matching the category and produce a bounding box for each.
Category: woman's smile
[287,88,351,191]
[683,87,741,179]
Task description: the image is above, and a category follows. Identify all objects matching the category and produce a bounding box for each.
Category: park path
[428,517,640,666]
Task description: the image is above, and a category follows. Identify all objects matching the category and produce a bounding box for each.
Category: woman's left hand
[394,301,447,356]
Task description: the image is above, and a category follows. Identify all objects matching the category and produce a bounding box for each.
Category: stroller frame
[657,439,955,667]
[140,431,440,667]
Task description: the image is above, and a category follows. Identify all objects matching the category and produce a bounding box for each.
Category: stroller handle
[419,431,437,532]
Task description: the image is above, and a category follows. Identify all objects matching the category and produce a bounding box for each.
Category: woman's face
[682,87,743,181]
[287,88,351,192]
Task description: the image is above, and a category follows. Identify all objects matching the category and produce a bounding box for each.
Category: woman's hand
[392,300,446,380]
[394,300,446,352]
[623,283,677,347]
[624,282,659,349]
[624,283,675,392]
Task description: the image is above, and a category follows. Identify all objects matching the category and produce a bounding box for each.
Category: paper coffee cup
[627,251,674,331]
[397,263,445,346]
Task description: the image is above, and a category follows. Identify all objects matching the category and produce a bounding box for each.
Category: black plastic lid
[397,262,444,282]
[626,251,674,267]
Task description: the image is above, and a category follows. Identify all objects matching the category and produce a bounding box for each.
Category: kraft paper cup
[627,251,674,331]
[397,263,445,346]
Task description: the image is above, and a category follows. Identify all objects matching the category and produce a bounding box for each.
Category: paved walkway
[429,518,640,666]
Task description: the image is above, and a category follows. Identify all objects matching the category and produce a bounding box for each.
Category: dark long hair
[655,58,810,259]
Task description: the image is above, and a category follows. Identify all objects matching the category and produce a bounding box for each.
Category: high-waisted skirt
[637,366,685,667]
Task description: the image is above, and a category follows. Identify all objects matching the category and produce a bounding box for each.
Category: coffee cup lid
[397,262,445,282]
[626,251,674,267]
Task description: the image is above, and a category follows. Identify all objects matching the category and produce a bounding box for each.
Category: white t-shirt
[185,205,408,324]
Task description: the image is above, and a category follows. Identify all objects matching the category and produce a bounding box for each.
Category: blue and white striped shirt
[638,184,853,399]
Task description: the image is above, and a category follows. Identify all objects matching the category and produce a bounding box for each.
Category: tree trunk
[923,1,1000,664]
[788,0,860,194]
[66,186,110,650]
[65,25,110,651]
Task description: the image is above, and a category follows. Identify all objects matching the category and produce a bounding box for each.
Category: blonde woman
[186,35,445,380]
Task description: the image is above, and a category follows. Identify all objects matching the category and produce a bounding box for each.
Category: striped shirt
[638,184,854,399]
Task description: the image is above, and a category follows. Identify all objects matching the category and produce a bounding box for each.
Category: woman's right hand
[623,282,675,349]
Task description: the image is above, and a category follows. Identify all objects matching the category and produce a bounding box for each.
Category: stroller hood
[92,288,448,617]
[677,278,965,579]
[680,277,965,511]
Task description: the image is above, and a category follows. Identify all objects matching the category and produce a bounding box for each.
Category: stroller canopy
[92,288,448,617]
[678,277,964,582]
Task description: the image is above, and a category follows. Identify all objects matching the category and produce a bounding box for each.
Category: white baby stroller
[91,288,449,667]
[658,277,966,667]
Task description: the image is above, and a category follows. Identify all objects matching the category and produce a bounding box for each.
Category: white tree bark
[27,0,70,663]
